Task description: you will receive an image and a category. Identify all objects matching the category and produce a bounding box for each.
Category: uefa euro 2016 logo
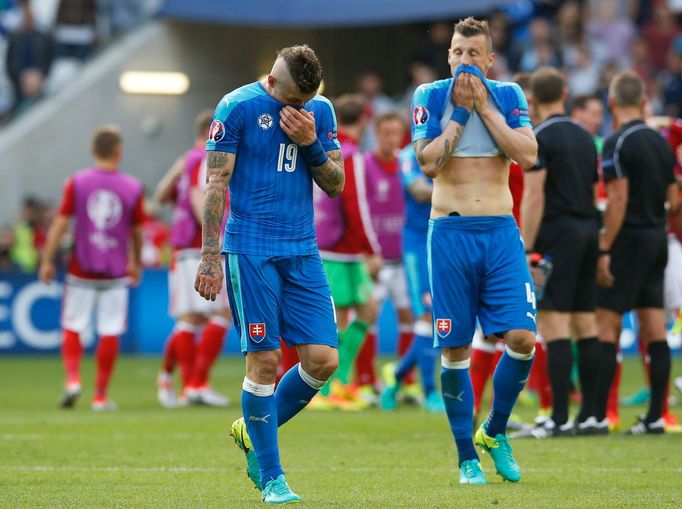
[87,190,122,231]
[413,106,429,125]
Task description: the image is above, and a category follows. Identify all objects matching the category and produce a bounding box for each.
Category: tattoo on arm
[414,139,429,167]
[202,151,234,257]
[311,149,345,198]
[413,125,464,171]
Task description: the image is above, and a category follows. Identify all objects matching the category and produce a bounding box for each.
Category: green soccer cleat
[423,391,445,413]
[261,474,301,505]
[475,425,521,482]
[380,384,399,411]
[229,417,262,490]
[459,459,487,484]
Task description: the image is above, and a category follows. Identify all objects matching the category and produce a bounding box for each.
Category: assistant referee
[521,67,600,437]
[593,71,679,435]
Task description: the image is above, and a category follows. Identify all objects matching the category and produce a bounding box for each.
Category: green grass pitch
[1,356,681,508]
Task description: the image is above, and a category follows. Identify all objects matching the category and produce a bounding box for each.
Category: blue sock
[415,334,438,396]
[242,377,283,483]
[486,346,534,437]
[395,339,418,383]
[441,357,477,465]
[276,363,325,427]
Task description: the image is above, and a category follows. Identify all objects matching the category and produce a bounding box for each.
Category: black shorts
[535,216,598,312]
[597,227,667,313]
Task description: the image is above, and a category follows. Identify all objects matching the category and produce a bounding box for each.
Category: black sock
[645,341,671,423]
[547,339,573,426]
[576,337,599,422]
[594,342,617,421]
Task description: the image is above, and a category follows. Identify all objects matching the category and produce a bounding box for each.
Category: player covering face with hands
[412,17,538,485]
[195,45,344,505]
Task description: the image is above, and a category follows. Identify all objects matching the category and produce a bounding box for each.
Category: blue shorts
[427,215,537,348]
[403,228,432,318]
[225,253,338,353]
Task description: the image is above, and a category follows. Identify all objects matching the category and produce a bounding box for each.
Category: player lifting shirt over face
[411,17,538,485]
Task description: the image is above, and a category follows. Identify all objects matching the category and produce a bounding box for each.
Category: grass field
[1,356,681,508]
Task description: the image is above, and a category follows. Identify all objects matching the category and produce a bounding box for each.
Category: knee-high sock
[646,341,671,423]
[486,346,534,437]
[414,321,437,396]
[161,329,177,375]
[173,322,197,389]
[470,341,495,414]
[398,325,415,385]
[277,340,299,385]
[576,337,600,421]
[276,363,326,426]
[643,343,671,416]
[546,339,572,426]
[191,317,228,388]
[595,342,617,421]
[242,377,283,483]
[355,328,377,386]
[441,357,478,465]
[62,329,83,384]
[607,352,622,419]
[95,336,119,399]
[335,320,369,385]
[529,337,552,411]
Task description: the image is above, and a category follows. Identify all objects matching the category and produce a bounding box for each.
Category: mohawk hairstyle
[278,45,324,95]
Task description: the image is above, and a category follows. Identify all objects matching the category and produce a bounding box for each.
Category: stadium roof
[160,0,504,27]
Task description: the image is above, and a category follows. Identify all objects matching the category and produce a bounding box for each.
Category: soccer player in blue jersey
[194,45,344,504]
[411,17,538,484]
[381,146,444,413]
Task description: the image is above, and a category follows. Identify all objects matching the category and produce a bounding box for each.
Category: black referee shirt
[528,114,598,221]
[602,119,675,228]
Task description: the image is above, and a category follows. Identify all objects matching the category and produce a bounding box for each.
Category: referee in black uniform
[521,67,600,437]
[594,71,679,435]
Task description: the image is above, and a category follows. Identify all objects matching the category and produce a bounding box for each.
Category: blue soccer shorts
[403,228,432,318]
[427,215,537,348]
[224,252,338,353]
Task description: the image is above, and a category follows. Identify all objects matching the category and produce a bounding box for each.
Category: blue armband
[450,107,471,126]
[300,138,329,167]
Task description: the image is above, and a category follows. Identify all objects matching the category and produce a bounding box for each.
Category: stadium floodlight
[119,71,190,95]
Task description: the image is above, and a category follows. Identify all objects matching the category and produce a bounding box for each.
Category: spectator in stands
[641,3,680,72]
[568,44,601,96]
[357,71,395,151]
[586,0,635,68]
[661,36,682,118]
[10,196,43,272]
[0,226,20,272]
[54,0,97,60]
[510,17,562,73]
[554,0,584,67]
[5,2,53,112]
[413,22,452,79]
[398,60,437,114]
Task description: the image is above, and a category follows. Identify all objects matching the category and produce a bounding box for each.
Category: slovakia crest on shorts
[208,120,225,142]
[436,318,452,339]
[413,106,429,125]
[258,113,274,130]
[249,323,266,343]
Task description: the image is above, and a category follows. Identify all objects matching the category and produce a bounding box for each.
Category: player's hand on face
[194,255,224,301]
[280,106,317,146]
[38,260,55,284]
[452,73,474,111]
[469,74,489,111]
[596,254,614,288]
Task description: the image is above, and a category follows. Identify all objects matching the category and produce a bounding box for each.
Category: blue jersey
[399,146,431,237]
[411,76,531,158]
[206,81,340,256]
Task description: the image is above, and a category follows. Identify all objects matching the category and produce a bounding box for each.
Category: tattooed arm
[194,150,235,301]
[413,122,465,178]
[311,149,345,198]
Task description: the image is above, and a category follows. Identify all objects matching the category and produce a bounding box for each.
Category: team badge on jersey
[258,113,274,130]
[413,106,430,125]
[249,323,267,343]
[436,318,452,338]
[208,120,225,142]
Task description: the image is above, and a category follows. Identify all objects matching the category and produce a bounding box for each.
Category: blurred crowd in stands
[0,0,159,123]
[3,0,682,273]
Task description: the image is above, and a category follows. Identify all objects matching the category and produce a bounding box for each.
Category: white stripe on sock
[441,356,470,369]
[242,377,275,397]
[414,320,432,337]
[297,363,325,390]
[505,345,535,361]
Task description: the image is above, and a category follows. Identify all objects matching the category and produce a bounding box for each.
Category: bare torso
[431,154,512,218]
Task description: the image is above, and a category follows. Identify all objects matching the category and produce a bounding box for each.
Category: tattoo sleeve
[311,149,345,198]
[413,124,465,175]
[202,151,234,257]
